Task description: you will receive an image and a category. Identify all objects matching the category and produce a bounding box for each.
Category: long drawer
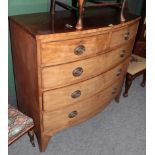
[43,58,129,112]
[43,79,122,133]
[110,22,139,48]
[41,32,109,66]
[41,40,134,90]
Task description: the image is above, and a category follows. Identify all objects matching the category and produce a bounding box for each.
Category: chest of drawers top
[9,7,140,38]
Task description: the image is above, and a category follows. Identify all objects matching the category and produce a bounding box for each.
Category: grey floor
[8,77,146,155]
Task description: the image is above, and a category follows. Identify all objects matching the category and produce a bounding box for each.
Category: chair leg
[141,71,146,87]
[120,0,127,22]
[50,0,56,14]
[76,0,85,29]
[123,73,134,97]
[28,129,35,147]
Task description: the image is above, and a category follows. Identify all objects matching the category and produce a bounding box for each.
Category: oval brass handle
[68,111,78,118]
[124,31,130,40]
[120,50,126,58]
[72,67,83,77]
[71,90,81,98]
[74,45,85,55]
[112,88,117,95]
[116,69,122,76]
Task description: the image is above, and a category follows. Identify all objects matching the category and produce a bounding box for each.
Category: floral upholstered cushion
[8,105,34,145]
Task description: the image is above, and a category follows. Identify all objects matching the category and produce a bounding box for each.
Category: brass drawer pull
[116,69,122,76]
[72,67,83,77]
[68,111,78,118]
[71,90,81,98]
[120,50,126,58]
[124,31,130,40]
[112,88,117,95]
[74,45,85,55]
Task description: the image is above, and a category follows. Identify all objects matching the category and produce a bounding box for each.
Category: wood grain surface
[41,32,109,66]
[9,8,140,151]
[43,58,130,112]
[43,79,123,134]
[41,40,134,90]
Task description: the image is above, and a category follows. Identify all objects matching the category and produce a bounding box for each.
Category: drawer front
[110,22,139,48]
[43,80,122,133]
[43,58,129,111]
[41,33,109,66]
[42,40,134,90]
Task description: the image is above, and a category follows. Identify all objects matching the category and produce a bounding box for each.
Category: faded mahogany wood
[110,23,139,48]
[43,58,129,112]
[9,8,140,152]
[41,32,109,66]
[43,79,123,134]
[41,40,134,90]
[40,24,138,67]
[9,21,45,151]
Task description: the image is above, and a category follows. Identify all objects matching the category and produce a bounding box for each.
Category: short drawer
[43,58,129,111]
[41,40,134,90]
[43,80,122,133]
[40,33,109,66]
[110,22,139,48]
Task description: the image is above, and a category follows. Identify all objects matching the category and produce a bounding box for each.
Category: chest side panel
[9,21,42,138]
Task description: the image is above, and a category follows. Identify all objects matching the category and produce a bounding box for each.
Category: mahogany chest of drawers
[9,7,140,152]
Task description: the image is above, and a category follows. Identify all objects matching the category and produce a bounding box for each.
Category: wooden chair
[123,5,146,97]
[50,0,127,29]
[123,54,146,97]
[8,105,35,147]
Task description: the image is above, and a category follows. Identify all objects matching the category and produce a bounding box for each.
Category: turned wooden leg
[141,70,146,87]
[123,73,134,97]
[120,0,127,22]
[28,129,35,147]
[76,0,85,30]
[50,0,56,14]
